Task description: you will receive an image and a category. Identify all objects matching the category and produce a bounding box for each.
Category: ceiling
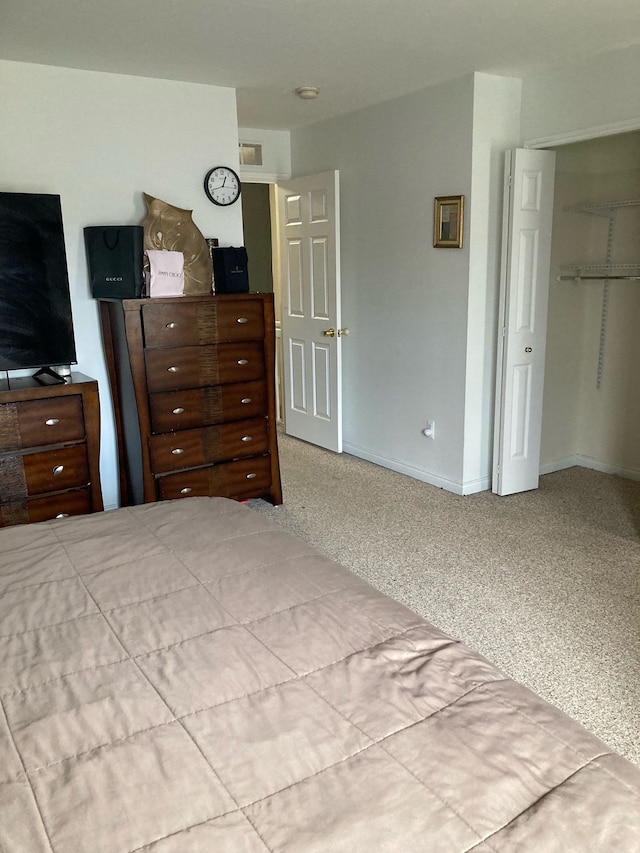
[3,0,640,131]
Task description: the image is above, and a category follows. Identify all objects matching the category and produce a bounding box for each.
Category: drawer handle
[166,322,178,329]
[172,407,185,414]
[55,513,69,519]
[241,397,252,404]
[53,465,64,476]
[167,366,179,373]
[237,359,248,365]
[45,418,60,426]
[237,317,249,324]
[246,472,257,479]
[171,448,184,455]
[241,435,253,442]
[180,487,192,494]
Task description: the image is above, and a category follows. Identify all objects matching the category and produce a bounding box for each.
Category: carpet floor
[250,433,640,767]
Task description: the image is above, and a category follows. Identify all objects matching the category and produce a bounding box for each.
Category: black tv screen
[0,192,77,371]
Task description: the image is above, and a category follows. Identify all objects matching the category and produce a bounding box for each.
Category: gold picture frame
[433,195,464,248]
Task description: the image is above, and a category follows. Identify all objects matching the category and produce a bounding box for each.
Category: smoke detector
[295,86,320,100]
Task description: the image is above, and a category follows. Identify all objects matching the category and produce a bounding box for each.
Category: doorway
[242,174,343,451]
[540,131,640,481]
[241,182,284,423]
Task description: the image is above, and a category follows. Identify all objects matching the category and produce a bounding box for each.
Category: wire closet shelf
[555,198,640,388]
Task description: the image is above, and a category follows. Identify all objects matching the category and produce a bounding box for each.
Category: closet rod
[557,274,640,282]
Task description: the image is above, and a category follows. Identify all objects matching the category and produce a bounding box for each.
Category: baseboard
[540,455,640,482]
[341,444,640,497]
[539,456,579,476]
[342,441,478,496]
[459,476,493,496]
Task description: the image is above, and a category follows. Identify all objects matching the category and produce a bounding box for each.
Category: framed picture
[433,195,464,248]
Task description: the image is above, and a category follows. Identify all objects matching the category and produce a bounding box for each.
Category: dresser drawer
[149,418,269,474]
[0,396,85,452]
[0,488,93,527]
[144,341,265,392]
[156,455,272,501]
[149,381,268,433]
[142,299,265,348]
[0,446,90,499]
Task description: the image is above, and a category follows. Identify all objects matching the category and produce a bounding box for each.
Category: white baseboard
[541,455,640,482]
[342,444,640,498]
[342,442,491,496]
[459,476,493,495]
[539,456,579,476]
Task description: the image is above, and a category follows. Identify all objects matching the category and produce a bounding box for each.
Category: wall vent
[239,142,263,166]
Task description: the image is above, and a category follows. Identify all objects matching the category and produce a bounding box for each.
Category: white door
[493,148,556,495]
[277,170,343,452]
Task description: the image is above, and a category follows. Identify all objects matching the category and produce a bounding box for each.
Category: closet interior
[541,131,640,480]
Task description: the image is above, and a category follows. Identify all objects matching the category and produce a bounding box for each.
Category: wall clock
[204,166,241,206]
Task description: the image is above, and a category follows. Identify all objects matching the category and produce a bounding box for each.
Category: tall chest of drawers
[99,294,282,506]
[0,373,104,526]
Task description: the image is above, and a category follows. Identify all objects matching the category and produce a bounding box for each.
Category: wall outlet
[423,420,435,439]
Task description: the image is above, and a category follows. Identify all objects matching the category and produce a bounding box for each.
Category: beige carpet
[250,433,640,767]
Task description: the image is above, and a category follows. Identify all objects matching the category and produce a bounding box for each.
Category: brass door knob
[323,328,336,337]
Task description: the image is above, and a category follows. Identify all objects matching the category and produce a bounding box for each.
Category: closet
[541,132,640,479]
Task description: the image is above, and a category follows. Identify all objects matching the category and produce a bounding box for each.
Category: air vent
[239,142,263,166]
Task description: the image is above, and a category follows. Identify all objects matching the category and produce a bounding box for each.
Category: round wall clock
[204,166,241,206]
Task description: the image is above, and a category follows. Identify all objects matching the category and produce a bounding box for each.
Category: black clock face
[204,167,241,206]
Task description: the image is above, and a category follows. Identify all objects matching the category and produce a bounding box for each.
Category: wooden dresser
[99,294,282,506]
[0,373,103,527]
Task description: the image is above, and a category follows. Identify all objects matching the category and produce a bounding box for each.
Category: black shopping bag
[211,246,250,294]
[84,225,144,299]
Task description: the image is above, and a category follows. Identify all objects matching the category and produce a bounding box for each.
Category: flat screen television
[0,192,77,377]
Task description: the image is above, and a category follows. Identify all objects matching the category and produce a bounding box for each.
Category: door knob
[322,328,349,337]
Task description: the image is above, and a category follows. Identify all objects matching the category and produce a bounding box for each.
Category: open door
[277,170,343,452]
[493,148,556,495]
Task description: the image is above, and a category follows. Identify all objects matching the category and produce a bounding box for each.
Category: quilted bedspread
[1,497,639,852]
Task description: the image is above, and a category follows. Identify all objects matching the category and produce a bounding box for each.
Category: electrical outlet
[423,420,435,439]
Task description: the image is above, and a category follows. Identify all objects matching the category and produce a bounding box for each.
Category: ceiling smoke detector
[295,86,320,100]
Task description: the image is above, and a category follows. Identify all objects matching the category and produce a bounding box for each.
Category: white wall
[291,77,475,491]
[463,73,522,491]
[0,61,244,509]
[238,128,291,183]
[521,45,640,144]
[289,74,522,494]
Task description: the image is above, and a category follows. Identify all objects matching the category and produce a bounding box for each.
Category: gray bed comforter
[1,497,639,852]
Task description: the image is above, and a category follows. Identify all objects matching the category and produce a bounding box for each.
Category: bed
[1,497,639,852]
